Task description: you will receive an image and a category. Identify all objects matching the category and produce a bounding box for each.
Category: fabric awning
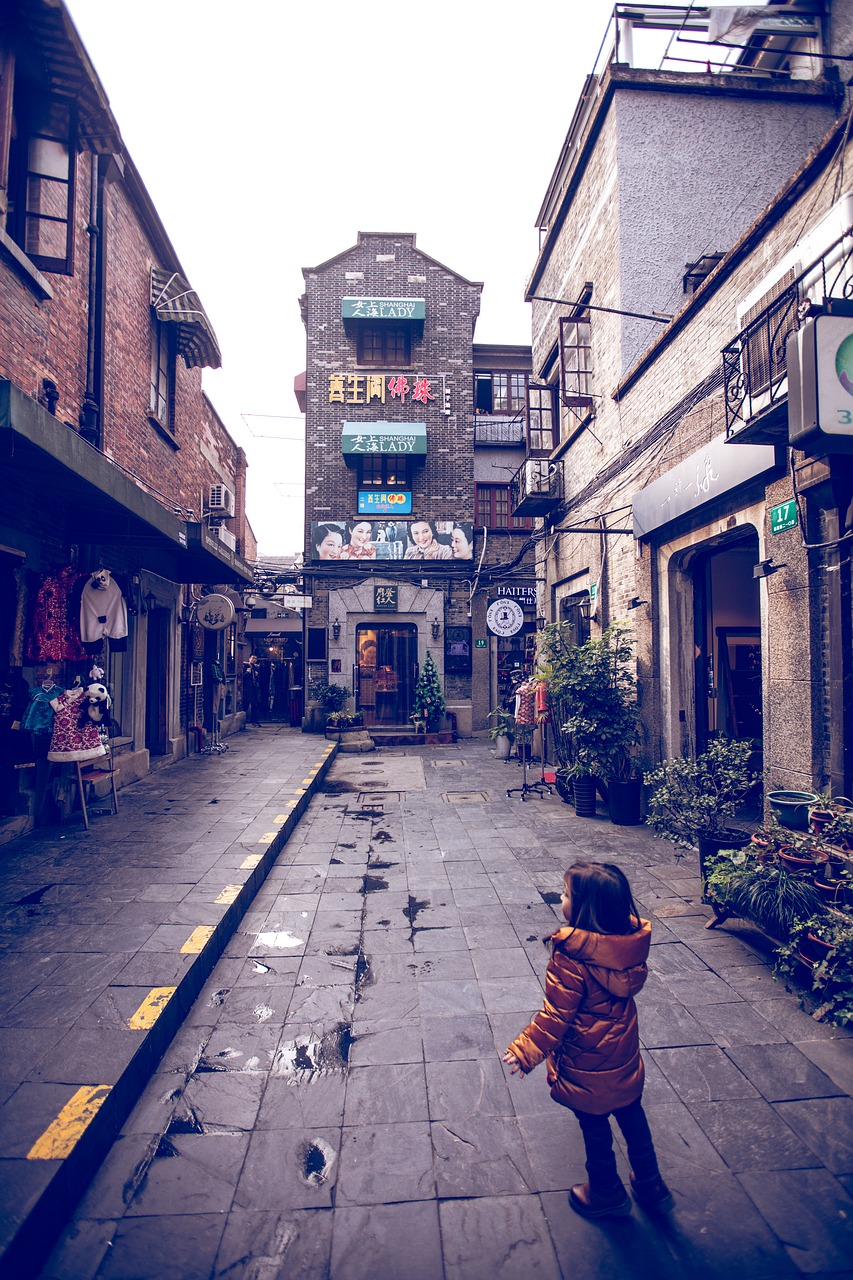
[150,268,222,370]
[342,421,427,459]
[341,297,425,321]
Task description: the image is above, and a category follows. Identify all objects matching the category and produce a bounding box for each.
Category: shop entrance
[356,625,418,726]
[692,533,762,754]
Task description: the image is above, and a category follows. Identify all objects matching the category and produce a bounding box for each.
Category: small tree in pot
[645,736,761,895]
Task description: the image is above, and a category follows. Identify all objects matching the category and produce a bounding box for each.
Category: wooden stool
[75,760,119,830]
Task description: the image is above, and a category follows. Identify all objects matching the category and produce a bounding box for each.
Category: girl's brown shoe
[630,1173,674,1211]
[569,1182,631,1219]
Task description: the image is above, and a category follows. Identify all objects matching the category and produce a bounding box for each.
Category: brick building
[299,232,534,736]
[0,0,254,842]
[518,1,853,796]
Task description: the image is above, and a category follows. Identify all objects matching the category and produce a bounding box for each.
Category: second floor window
[357,323,411,366]
[4,76,76,275]
[475,484,532,530]
[475,372,527,415]
[149,320,174,432]
[526,383,557,454]
[359,454,412,490]
[559,314,593,426]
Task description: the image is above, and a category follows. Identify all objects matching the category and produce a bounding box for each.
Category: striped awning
[150,268,222,370]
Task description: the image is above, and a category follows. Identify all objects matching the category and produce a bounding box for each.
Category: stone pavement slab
[0,725,337,1278]
[31,741,853,1280]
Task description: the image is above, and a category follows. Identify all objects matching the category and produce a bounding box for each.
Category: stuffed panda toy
[80,683,112,731]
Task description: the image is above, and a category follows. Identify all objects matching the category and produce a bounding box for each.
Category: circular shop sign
[486,599,524,637]
[196,593,235,630]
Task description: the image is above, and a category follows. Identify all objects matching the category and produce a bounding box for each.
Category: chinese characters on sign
[342,297,425,320]
[329,373,438,406]
[358,491,413,515]
[374,585,398,612]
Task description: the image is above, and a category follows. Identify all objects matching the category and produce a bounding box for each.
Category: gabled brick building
[299,232,534,735]
[0,0,254,841]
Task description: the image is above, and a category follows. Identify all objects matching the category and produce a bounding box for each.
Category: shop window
[357,323,411,366]
[149,318,175,433]
[474,372,527,415]
[559,594,591,646]
[358,454,412,490]
[475,484,532,530]
[4,76,76,275]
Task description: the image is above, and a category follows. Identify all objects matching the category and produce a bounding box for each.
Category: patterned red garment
[46,689,106,762]
[26,566,88,662]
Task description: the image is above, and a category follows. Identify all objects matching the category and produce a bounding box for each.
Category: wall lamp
[331,618,341,641]
[627,597,649,610]
[431,619,442,640]
[753,559,787,580]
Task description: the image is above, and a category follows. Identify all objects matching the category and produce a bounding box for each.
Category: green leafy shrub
[645,737,760,849]
[775,909,853,1026]
[704,846,822,939]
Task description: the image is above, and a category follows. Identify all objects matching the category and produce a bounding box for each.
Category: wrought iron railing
[723,228,853,437]
[509,457,562,517]
[472,414,526,445]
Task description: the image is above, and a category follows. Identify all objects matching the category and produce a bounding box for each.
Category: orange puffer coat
[507,919,651,1115]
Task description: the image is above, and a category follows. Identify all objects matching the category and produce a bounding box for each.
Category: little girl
[503,860,673,1219]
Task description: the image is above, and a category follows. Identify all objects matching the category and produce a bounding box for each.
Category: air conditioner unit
[209,484,235,517]
[218,525,237,552]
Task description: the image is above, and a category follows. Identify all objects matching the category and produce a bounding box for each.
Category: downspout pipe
[79,152,101,444]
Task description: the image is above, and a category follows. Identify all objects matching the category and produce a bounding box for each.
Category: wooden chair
[75,759,119,830]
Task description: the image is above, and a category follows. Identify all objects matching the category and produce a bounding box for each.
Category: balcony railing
[510,458,562,517]
[723,228,853,440]
[472,414,525,445]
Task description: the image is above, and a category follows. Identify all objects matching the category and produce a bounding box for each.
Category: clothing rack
[506,726,552,802]
[201,722,229,755]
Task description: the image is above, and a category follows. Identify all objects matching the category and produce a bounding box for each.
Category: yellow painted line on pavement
[273,813,289,823]
[293,787,306,795]
[215,885,241,905]
[241,853,263,870]
[28,1085,112,1160]
[127,987,176,1030]
[181,925,215,954]
[258,832,277,845]
[301,778,313,786]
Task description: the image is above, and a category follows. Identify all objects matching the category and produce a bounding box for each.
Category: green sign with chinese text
[770,501,798,535]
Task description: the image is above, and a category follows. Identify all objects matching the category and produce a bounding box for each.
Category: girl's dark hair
[314,522,343,549]
[550,860,641,940]
[346,520,373,538]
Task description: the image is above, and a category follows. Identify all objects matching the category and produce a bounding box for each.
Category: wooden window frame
[356,323,411,366]
[5,77,76,276]
[149,317,176,436]
[475,483,532,530]
[357,454,412,491]
[525,382,557,455]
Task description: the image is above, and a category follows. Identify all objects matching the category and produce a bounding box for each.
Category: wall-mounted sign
[486,599,524,637]
[445,626,472,675]
[310,520,474,561]
[196,593,235,630]
[475,638,487,648]
[342,421,427,454]
[332,375,438,407]
[789,314,853,455]
[492,582,537,608]
[632,434,778,538]
[770,500,798,535]
[374,585,398,612]
[342,297,425,320]
[358,490,413,515]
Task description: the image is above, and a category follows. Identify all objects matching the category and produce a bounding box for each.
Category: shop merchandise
[26,565,88,663]
[80,569,128,650]
[47,686,106,763]
[21,680,66,736]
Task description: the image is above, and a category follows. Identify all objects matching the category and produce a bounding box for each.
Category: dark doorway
[145,607,170,755]
[356,625,418,725]
[693,535,762,754]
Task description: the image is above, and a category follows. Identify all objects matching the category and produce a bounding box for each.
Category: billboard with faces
[310,519,474,562]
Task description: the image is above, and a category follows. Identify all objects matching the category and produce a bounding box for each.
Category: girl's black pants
[573,1096,661,1193]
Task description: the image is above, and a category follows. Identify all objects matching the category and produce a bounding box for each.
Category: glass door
[357,625,418,725]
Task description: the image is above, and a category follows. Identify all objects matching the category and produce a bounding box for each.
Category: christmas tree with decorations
[412,652,446,729]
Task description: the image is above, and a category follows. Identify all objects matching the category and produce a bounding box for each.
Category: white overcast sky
[63,0,623,554]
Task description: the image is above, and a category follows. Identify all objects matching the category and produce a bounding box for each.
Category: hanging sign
[196,594,235,630]
[486,599,524,637]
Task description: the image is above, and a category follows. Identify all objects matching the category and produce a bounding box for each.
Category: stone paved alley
[14,735,853,1278]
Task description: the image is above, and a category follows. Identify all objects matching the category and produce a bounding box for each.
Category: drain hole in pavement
[540,891,561,905]
[361,874,387,894]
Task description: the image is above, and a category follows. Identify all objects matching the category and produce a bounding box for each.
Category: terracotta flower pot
[777,846,828,875]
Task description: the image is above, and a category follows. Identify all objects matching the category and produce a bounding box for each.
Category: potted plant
[766,788,819,831]
[411,652,446,733]
[539,623,640,820]
[776,910,853,1027]
[315,681,351,720]
[704,845,823,940]
[645,736,761,895]
[487,707,516,761]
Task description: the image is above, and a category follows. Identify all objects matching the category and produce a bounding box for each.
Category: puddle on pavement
[355,951,373,997]
[404,895,429,934]
[12,884,55,906]
[154,1135,180,1158]
[540,891,562,905]
[321,780,357,794]
[275,1022,355,1078]
[368,859,396,870]
[373,830,393,843]
[360,874,387,894]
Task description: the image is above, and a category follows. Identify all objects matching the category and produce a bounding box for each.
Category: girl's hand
[502,1050,524,1076]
